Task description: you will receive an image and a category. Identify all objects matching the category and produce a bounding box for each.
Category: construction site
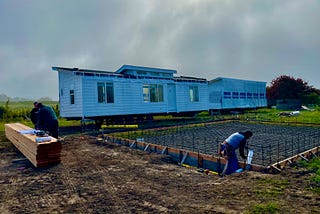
[108,121,320,172]
[1,119,320,213]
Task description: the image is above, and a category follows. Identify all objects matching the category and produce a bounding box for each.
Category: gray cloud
[0,0,319,100]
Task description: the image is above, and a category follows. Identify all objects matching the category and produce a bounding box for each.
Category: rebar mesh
[127,121,320,167]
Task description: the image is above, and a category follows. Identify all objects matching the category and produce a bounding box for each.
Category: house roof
[174,76,207,83]
[209,77,266,84]
[115,64,177,74]
[52,66,113,74]
[52,65,177,75]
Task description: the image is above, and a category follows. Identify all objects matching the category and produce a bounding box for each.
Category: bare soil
[0,128,319,213]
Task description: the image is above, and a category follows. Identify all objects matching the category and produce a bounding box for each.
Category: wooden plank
[270,146,320,170]
[5,123,61,168]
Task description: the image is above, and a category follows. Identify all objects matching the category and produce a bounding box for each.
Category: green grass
[255,178,289,197]
[240,107,320,124]
[1,101,319,133]
[0,101,60,124]
[192,106,320,125]
[0,101,58,109]
[249,202,280,214]
[0,100,81,132]
[299,158,320,194]
[0,119,81,132]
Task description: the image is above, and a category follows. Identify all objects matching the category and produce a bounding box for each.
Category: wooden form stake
[270,146,320,171]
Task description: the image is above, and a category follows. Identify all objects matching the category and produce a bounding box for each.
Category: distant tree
[267,75,318,102]
[38,97,53,102]
[11,97,30,101]
[303,91,320,105]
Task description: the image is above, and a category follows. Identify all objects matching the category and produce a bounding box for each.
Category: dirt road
[0,134,319,213]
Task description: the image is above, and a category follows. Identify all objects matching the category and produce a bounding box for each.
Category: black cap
[244,131,253,138]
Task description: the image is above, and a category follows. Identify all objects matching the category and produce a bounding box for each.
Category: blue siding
[208,78,267,109]
[82,76,172,117]
[58,71,83,118]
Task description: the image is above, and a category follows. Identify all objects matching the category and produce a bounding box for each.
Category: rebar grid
[127,122,320,166]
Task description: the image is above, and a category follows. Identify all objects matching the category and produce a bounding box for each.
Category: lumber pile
[5,123,61,167]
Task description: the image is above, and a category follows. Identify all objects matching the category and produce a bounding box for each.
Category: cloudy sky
[1,0,319,101]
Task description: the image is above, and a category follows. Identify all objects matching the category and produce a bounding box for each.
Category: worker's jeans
[221,143,239,174]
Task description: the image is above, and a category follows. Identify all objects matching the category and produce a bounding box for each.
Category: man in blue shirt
[220,131,253,175]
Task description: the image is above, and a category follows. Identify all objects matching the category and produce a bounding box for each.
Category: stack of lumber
[5,123,62,168]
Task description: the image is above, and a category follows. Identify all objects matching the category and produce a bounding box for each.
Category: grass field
[0,101,79,132]
[1,100,319,132]
[242,107,320,124]
[195,106,320,125]
[0,101,58,109]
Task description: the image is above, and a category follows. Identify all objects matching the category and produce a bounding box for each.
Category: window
[70,90,75,104]
[149,72,160,76]
[247,92,252,99]
[106,83,114,103]
[143,84,163,102]
[161,73,171,78]
[260,93,265,99]
[240,92,246,99]
[98,83,105,103]
[97,82,114,103]
[253,93,259,99]
[137,71,147,75]
[232,92,239,99]
[224,92,231,99]
[189,86,199,102]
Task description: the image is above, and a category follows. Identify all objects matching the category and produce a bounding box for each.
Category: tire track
[60,148,90,214]
[78,145,129,214]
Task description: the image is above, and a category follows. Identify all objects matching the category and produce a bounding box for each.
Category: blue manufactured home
[52,65,267,122]
[208,77,267,110]
[52,65,208,121]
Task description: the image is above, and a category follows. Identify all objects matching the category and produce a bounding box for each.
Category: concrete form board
[100,134,265,173]
[137,121,320,167]
[102,121,320,173]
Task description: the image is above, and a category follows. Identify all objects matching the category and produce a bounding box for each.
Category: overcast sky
[1,0,319,101]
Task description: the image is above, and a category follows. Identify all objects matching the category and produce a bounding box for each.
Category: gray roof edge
[52,66,113,74]
[209,77,267,84]
[115,64,177,74]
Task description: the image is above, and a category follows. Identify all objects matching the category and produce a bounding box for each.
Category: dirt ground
[0,128,319,213]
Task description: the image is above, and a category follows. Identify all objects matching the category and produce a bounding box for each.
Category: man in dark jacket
[30,102,39,128]
[36,103,59,138]
[220,130,253,175]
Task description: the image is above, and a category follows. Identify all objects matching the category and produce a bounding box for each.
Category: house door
[167,84,177,112]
